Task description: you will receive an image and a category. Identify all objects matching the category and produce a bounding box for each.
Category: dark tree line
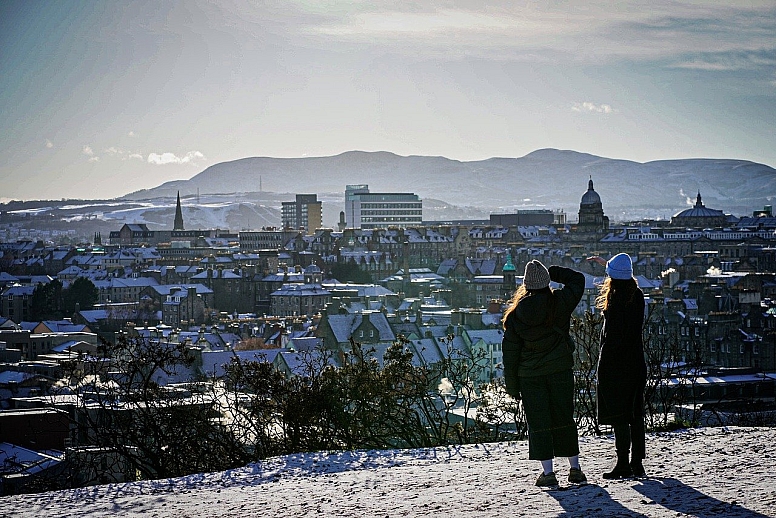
[30,277,98,320]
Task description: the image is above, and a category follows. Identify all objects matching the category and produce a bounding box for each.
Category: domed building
[670,192,727,228]
[577,177,609,233]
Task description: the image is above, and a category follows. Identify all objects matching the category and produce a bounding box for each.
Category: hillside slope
[2,426,773,517]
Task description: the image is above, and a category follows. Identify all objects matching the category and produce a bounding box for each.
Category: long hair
[501,285,554,328]
[595,277,638,311]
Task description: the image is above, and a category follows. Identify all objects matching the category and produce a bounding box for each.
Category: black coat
[502,266,585,398]
[596,283,647,425]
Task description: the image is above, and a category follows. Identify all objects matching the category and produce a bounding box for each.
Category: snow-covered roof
[325,313,396,343]
[200,349,288,378]
[0,371,36,384]
[466,329,504,344]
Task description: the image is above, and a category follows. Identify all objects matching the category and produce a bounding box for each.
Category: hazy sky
[1,1,775,201]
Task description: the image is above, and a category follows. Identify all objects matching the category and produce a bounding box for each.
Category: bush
[46,316,707,493]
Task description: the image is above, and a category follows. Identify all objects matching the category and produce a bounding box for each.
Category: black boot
[630,458,646,477]
[603,452,633,479]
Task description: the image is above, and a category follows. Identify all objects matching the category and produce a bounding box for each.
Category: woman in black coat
[589,253,647,478]
[502,260,587,487]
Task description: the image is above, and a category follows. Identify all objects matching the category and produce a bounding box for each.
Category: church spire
[174,191,184,230]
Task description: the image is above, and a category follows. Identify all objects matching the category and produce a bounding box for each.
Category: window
[710,342,716,353]
[740,344,745,354]
[753,344,759,355]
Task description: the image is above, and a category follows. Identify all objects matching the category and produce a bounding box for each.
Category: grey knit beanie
[523,260,550,290]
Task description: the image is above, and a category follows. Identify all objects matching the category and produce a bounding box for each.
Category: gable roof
[0,317,18,329]
[325,312,396,344]
[274,349,337,376]
[466,329,505,345]
[0,272,20,284]
[406,337,444,366]
[36,321,92,334]
[1,285,35,297]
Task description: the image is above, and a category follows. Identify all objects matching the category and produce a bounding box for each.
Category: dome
[673,192,725,219]
[580,177,601,205]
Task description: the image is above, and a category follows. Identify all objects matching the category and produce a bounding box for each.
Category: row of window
[361,217,423,223]
[361,203,422,209]
[273,296,329,305]
[656,326,701,336]
[361,209,423,216]
[710,343,760,354]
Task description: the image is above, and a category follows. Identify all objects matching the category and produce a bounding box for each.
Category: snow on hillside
[60,197,282,231]
[125,150,776,220]
[2,426,774,517]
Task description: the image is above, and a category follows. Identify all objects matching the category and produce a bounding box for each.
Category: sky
[1,1,775,202]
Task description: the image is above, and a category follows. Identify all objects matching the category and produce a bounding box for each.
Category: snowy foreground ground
[1,426,775,518]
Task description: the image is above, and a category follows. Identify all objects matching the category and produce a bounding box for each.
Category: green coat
[502,266,585,398]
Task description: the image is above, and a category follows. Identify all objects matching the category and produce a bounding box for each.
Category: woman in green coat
[502,260,586,487]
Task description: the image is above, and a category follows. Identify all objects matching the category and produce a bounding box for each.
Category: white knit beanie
[606,253,633,280]
[523,260,551,290]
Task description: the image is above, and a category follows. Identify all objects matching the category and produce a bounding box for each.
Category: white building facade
[345,184,422,229]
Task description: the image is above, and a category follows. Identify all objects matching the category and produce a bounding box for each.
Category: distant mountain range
[4,149,773,236]
[124,149,776,225]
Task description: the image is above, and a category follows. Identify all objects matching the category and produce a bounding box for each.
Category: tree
[61,334,253,481]
[63,277,99,315]
[30,279,64,320]
[330,261,373,284]
[571,312,604,436]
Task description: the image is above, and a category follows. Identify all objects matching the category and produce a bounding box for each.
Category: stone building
[576,177,609,233]
[671,192,728,228]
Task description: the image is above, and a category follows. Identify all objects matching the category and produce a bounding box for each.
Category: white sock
[568,455,580,470]
[541,459,553,475]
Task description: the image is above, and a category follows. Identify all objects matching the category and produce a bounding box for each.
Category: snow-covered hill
[2,426,773,517]
[124,149,776,222]
[5,149,776,231]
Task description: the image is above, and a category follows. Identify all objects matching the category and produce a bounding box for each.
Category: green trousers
[520,369,580,460]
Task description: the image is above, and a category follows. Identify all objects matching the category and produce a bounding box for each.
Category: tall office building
[344,184,422,229]
[282,194,322,234]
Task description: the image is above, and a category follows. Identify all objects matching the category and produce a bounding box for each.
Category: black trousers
[520,370,580,460]
[612,383,646,460]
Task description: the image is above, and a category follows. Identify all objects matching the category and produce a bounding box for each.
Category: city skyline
[1,1,775,202]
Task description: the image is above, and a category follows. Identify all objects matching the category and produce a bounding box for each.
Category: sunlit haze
[1,1,774,201]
